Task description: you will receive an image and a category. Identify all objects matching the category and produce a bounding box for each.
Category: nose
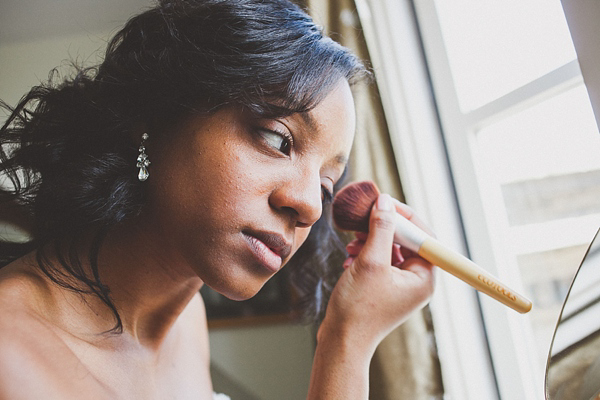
[269,170,323,228]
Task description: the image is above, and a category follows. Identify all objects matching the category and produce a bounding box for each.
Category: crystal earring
[137,133,150,181]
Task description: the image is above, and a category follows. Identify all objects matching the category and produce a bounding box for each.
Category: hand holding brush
[332,181,532,314]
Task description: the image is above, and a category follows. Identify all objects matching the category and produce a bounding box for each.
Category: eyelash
[257,127,293,156]
[321,186,334,204]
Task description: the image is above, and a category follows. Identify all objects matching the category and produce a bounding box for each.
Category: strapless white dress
[213,393,231,400]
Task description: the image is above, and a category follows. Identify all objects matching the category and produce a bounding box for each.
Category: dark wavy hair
[0,0,367,331]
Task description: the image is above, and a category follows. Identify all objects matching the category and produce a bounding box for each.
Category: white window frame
[412,0,597,398]
[356,0,597,398]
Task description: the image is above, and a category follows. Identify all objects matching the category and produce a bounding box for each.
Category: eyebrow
[300,112,349,168]
[300,111,318,132]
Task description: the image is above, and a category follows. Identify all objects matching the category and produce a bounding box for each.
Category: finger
[398,257,436,288]
[342,256,355,269]
[399,245,433,274]
[391,243,404,266]
[393,257,436,305]
[400,246,419,260]
[354,193,396,273]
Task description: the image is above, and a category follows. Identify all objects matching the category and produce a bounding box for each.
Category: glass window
[433,0,577,111]
[475,83,600,365]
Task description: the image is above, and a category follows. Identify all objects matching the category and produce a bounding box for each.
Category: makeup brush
[332,181,532,314]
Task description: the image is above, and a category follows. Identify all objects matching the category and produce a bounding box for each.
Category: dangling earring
[137,133,150,181]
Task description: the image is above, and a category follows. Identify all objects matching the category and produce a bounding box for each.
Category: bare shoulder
[0,264,105,399]
[0,307,63,398]
[0,303,100,399]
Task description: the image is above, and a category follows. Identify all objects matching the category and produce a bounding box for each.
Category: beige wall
[0,32,109,108]
[210,324,314,400]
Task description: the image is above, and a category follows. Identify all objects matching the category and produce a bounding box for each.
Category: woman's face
[145,80,356,300]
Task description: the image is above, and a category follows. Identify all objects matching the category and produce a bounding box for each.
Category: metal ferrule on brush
[392,213,428,253]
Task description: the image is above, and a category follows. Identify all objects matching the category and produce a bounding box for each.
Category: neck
[96,219,204,348]
[36,219,204,350]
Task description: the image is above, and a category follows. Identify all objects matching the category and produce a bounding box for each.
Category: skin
[308,196,435,399]
[0,79,435,399]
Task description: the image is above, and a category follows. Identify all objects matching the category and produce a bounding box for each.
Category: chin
[197,251,280,301]
[218,287,262,302]
[208,276,269,302]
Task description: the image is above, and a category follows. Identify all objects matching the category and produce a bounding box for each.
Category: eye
[321,186,334,204]
[257,128,292,155]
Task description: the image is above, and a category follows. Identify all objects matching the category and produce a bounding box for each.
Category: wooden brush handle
[418,237,532,314]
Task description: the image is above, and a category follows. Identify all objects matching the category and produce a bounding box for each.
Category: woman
[0,0,435,398]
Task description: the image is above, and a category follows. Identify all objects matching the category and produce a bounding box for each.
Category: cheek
[206,153,274,219]
[147,141,245,230]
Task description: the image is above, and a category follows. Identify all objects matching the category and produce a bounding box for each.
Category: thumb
[354,193,397,272]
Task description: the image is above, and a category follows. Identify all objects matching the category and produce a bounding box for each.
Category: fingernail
[377,193,393,211]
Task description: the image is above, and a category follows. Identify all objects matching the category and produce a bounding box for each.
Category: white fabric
[213,393,231,400]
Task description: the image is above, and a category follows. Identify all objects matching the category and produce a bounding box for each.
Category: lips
[243,230,292,273]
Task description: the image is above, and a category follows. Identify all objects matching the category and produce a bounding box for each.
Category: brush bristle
[332,181,380,232]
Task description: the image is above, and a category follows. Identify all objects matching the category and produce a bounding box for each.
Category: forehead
[294,80,356,165]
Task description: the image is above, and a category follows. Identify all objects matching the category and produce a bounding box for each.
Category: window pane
[474,84,600,367]
[433,0,577,111]
[477,85,600,184]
